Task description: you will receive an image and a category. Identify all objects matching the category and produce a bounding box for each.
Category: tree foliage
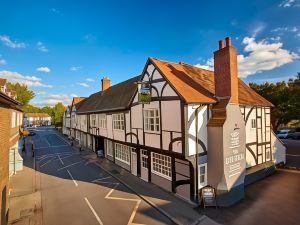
[7,82,35,105]
[249,73,300,130]
[52,102,65,127]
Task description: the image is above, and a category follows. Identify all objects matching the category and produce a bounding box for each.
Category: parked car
[291,128,300,140]
[28,131,36,136]
[277,129,294,139]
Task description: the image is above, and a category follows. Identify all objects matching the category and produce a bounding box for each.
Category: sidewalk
[8,145,42,225]
[78,148,219,225]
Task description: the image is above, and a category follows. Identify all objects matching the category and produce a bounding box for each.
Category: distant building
[0,78,17,100]
[24,113,51,127]
[63,106,71,136]
[0,81,23,225]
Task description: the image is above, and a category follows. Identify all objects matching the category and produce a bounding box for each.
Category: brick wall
[0,103,11,224]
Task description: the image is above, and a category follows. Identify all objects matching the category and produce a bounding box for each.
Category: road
[282,139,300,168]
[30,127,172,225]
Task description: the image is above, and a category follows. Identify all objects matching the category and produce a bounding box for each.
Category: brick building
[0,83,22,225]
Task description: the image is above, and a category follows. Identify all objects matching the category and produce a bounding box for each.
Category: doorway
[1,186,7,225]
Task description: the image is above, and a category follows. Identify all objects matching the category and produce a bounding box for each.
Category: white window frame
[141,149,148,169]
[144,109,160,133]
[98,114,107,129]
[251,119,256,129]
[90,114,96,127]
[151,152,171,180]
[114,143,131,164]
[106,140,113,157]
[11,111,16,128]
[198,163,207,188]
[112,113,124,131]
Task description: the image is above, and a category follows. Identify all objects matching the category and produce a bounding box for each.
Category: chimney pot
[219,40,224,49]
[225,37,231,47]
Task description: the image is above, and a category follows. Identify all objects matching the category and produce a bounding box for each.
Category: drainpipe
[195,104,202,203]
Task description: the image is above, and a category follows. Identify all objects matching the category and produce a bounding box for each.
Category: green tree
[22,104,41,113]
[249,73,300,130]
[7,82,35,105]
[52,102,65,127]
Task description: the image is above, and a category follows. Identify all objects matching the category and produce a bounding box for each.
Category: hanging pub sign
[137,81,151,104]
[201,185,217,208]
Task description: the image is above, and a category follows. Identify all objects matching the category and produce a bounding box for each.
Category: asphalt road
[282,139,300,168]
[29,127,173,225]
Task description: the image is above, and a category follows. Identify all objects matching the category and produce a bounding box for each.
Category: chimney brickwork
[101,77,110,91]
[214,37,239,104]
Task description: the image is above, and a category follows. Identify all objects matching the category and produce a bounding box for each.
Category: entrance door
[140,149,148,182]
[95,137,105,155]
[131,151,137,176]
[1,186,7,225]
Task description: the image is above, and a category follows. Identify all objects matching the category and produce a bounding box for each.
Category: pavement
[8,143,42,225]
[8,127,216,225]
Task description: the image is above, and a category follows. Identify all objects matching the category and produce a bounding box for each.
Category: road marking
[37,152,77,159]
[44,137,51,147]
[57,160,84,171]
[84,197,103,225]
[40,157,55,168]
[67,169,78,187]
[58,155,64,165]
[286,154,300,157]
[54,133,70,145]
[92,176,112,183]
[96,180,143,225]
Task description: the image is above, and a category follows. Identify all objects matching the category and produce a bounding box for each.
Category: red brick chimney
[214,37,238,104]
[101,77,110,91]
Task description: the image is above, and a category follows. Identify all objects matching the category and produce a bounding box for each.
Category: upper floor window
[251,119,256,129]
[11,111,16,128]
[112,113,124,130]
[90,114,96,127]
[98,114,107,129]
[144,109,160,132]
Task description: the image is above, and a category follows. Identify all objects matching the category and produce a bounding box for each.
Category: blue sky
[0,0,299,106]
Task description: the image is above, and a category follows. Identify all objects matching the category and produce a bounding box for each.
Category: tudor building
[65,37,286,205]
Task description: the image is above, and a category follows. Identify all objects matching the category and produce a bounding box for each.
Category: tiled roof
[77,75,140,113]
[0,78,7,86]
[150,58,273,107]
[73,97,85,105]
[25,113,50,117]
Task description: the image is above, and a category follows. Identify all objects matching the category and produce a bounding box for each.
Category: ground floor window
[198,163,207,187]
[141,149,148,168]
[76,130,80,140]
[151,152,171,180]
[106,140,113,157]
[114,143,131,164]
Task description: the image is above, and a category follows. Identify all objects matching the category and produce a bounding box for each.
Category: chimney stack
[213,36,238,104]
[101,77,110,91]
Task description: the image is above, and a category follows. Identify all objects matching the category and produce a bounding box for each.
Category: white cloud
[195,58,214,71]
[279,0,300,7]
[0,35,26,48]
[86,78,95,82]
[272,26,298,33]
[195,37,298,78]
[70,66,81,71]
[71,94,78,97]
[0,70,52,87]
[36,67,51,73]
[33,94,73,107]
[77,82,89,87]
[0,55,6,65]
[37,41,48,52]
[251,22,266,37]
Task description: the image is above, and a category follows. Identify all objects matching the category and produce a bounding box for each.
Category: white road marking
[67,169,78,187]
[40,157,55,168]
[96,180,143,225]
[84,197,103,225]
[92,176,112,183]
[54,133,69,145]
[58,155,64,165]
[44,137,51,147]
[57,160,84,171]
[286,154,300,157]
